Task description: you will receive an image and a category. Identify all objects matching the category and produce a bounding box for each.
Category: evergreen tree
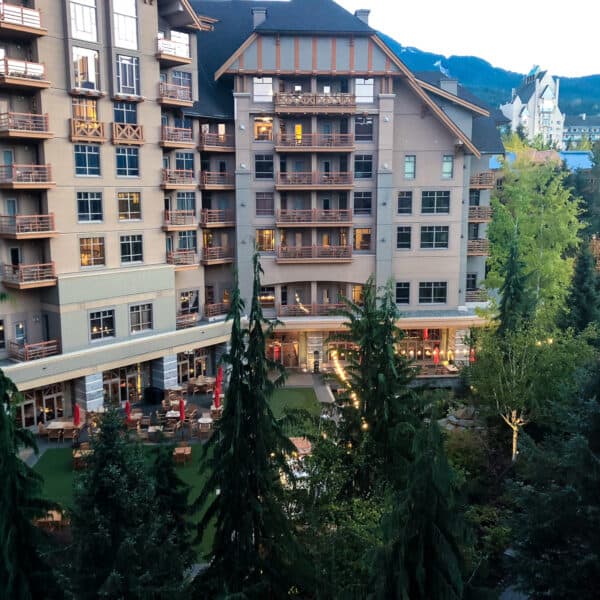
[0,370,62,600]
[192,256,305,598]
[564,240,600,332]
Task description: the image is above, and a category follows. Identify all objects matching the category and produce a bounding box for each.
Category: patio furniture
[47,428,62,443]
[62,427,78,443]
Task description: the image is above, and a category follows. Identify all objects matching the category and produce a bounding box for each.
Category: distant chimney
[354,9,370,25]
[252,7,267,28]
[440,78,458,95]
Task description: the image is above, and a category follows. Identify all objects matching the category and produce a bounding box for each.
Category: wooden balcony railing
[161,168,195,186]
[198,132,235,149]
[161,125,193,145]
[278,303,345,317]
[156,38,191,59]
[8,339,59,362]
[204,302,230,318]
[200,208,235,226]
[469,171,495,188]
[0,58,46,82]
[176,312,199,329]
[276,208,353,224]
[163,210,196,227]
[158,82,192,104]
[0,112,49,135]
[0,3,44,31]
[274,92,356,112]
[1,262,56,286]
[468,206,493,221]
[467,239,490,255]
[0,164,52,185]
[276,245,352,261]
[167,250,198,266]
[112,123,144,145]
[465,289,488,302]
[70,118,106,142]
[275,133,354,148]
[199,172,235,187]
[0,214,55,236]
[276,172,353,187]
[202,246,234,263]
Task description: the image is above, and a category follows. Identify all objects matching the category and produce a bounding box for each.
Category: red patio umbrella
[213,366,223,408]
[469,348,476,363]
[73,402,81,427]
[433,347,440,365]
[125,399,132,422]
[179,397,185,423]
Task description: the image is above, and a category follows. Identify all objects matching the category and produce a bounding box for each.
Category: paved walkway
[284,372,336,404]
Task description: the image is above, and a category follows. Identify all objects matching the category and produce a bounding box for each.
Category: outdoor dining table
[165,410,180,419]
[173,446,192,464]
[46,420,77,430]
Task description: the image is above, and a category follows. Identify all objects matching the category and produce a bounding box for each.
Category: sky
[336,0,599,78]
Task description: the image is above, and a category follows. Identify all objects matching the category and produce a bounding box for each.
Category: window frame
[256,228,275,252]
[115,54,140,96]
[89,309,115,341]
[421,191,450,214]
[355,78,374,103]
[442,154,454,179]
[74,144,101,176]
[116,146,139,177]
[120,233,143,264]
[355,115,374,141]
[353,191,372,215]
[353,227,372,251]
[129,303,153,333]
[117,191,141,221]
[395,282,410,305]
[72,46,100,90]
[70,0,97,42]
[79,236,105,267]
[420,225,449,249]
[418,281,448,304]
[77,191,103,222]
[255,154,274,180]
[255,192,274,216]
[113,101,137,124]
[354,154,373,179]
[253,77,273,102]
[396,226,412,250]
[404,155,416,180]
[397,191,413,215]
[113,0,138,50]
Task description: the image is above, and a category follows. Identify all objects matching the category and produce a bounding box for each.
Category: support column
[74,373,104,412]
[151,354,178,390]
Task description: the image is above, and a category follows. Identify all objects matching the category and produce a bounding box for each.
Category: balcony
[198,132,235,152]
[200,208,235,228]
[167,250,199,270]
[278,303,345,317]
[204,302,230,319]
[276,208,353,227]
[160,126,194,149]
[199,171,235,190]
[467,239,490,256]
[465,289,488,302]
[469,171,495,189]
[201,246,234,265]
[70,118,106,143]
[0,214,56,239]
[0,3,47,37]
[274,93,356,114]
[275,171,353,190]
[158,82,193,107]
[7,339,59,362]
[163,210,197,231]
[112,123,144,145]
[275,133,355,152]
[156,37,192,66]
[0,58,49,89]
[161,168,196,190]
[276,245,352,263]
[0,164,54,189]
[176,312,199,330]
[468,206,493,222]
[1,262,56,289]
[0,112,51,139]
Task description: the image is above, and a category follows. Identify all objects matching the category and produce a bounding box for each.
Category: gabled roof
[565,114,600,127]
[472,115,505,155]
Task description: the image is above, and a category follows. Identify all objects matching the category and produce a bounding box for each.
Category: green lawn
[270,387,320,418]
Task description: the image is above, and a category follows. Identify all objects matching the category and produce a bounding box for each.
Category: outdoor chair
[48,429,62,443]
[62,428,78,443]
[37,422,48,439]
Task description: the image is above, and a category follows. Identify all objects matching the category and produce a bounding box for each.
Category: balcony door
[5,198,16,216]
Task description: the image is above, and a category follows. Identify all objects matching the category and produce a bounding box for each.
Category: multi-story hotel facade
[0,0,501,428]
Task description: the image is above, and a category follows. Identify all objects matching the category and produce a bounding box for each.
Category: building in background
[563,113,600,148]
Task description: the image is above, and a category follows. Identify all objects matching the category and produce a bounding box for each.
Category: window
[419,282,447,304]
[70,0,97,42]
[255,154,274,179]
[77,191,102,221]
[130,303,152,333]
[254,116,273,140]
[354,154,373,179]
[396,226,411,249]
[466,273,478,291]
[420,226,449,249]
[113,0,137,50]
[120,234,143,263]
[469,189,480,206]
[253,77,273,102]
[256,192,274,216]
[354,228,372,251]
[90,310,115,340]
[355,116,373,141]
[168,30,190,57]
[395,282,410,304]
[175,152,194,173]
[75,144,100,176]
[72,46,99,90]
[256,229,275,251]
[172,70,192,90]
[72,97,98,121]
[397,191,413,214]
[116,147,139,176]
[355,78,374,103]
[176,192,195,212]
[404,155,416,179]
[117,192,141,220]
[442,154,454,179]
[80,236,105,267]
[0,320,4,349]
[116,55,140,95]
[259,287,275,308]
[178,230,197,250]
[113,102,137,124]
[421,191,450,214]
[179,289,199,313]
[354,191,372,215]
[468,223,479,240]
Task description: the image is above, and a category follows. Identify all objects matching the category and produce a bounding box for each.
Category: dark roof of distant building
[472,115,505,155]
[564,114,600,127]
[414,70,490,111]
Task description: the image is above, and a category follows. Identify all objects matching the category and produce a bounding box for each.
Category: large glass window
[116,147,139,176]
[179,289,199,314]
[130,303,153,333]
[90,310,115,340]
[354,191,372,215]
[116,55,140,95]
[253,77,273,102]
[80,236,105,266]
[256,192,274,216]
[420,225,449,249]
[253,116,273,140]
[421,191,450,214]
[354,154,373,179]
[256,229,275,251]
[70,0,97,42]
[175,152,194,173]
[397,191,413,214]
[355,115,373,141]
[469,189,481,206]
[72,46,99,90]
[113,0,138,50]
[178,230,197,250]
[117,192,141,220]
[75,144,100,176]
[176,192,196,212]
[113,102,137,124]
[255,154,274,179]
[353,228,372,251]
[442,154,454,179]
[395,282,410,304]
[172,70,192,90]
[355,78,374,103]
[404,155,416,179]
[72,97,98,121]
[419,282,447,304]
[396,226,411,249]
[77,191,102,221]
[120,234,143,263]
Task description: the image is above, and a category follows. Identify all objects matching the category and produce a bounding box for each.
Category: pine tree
[564,240,600,332]
[0,370,62,600]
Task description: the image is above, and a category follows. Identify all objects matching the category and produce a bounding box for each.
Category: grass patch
[270,387,321,436]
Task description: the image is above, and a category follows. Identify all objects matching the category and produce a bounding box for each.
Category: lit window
[420,226,449,249]
[253,116,273,140]
[179,289,199,313]
[72,97,98,121]
[72,46,99,90]
[120,234,143,263]
[70,0,97,42]
[404,155,416,179]
[117,192,141,220]
[419,282,447,304]
[90,309,114,340]
[253,77,273,102]
[395,282,410,304]
[80,236,105,267]
[353,228,371,251]
[256,229,275,252]
[77,191,102,221]
[130,303,153,333]
[442,154,454,179]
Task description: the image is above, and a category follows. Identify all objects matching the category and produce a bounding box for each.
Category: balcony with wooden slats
[70,118,106,143]
[8,339,59,362]
[166,250,199,270]
[112,123,144,145]
[1,262,56,289]
[198,132,235,152]
[0,3,47,37]
[275,133,355,152]
[0,164,54,189]
[161,168,196,190]
[465,289,488,302]
[276,245,353,263]
[0,214,56,239]
[162,210,197,231]
[158,82,193,107]
[0,112,51,139]
[276,208,353,227]
[204,302,230,319]
[176,312,199,330]
[278,303,345,317]
[468,206,493,222]
[466,239,490,256]
[275,171,353,190]
[0,58,49,89]
[201,246,234,265]
[200,208,235,228]
[274,93,356,114]
[160,125,194,149]
[198,171,235,190]
[469,171,496,189]
[156,37,192,66]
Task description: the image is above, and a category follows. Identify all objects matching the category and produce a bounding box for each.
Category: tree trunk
[511,423,519,463]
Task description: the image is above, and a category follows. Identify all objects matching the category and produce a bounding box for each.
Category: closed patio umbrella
[73,402,81,427]
[213,366,223,408]
[179,397,185,423]
[433,347,440,365]
[125,399,132,422]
